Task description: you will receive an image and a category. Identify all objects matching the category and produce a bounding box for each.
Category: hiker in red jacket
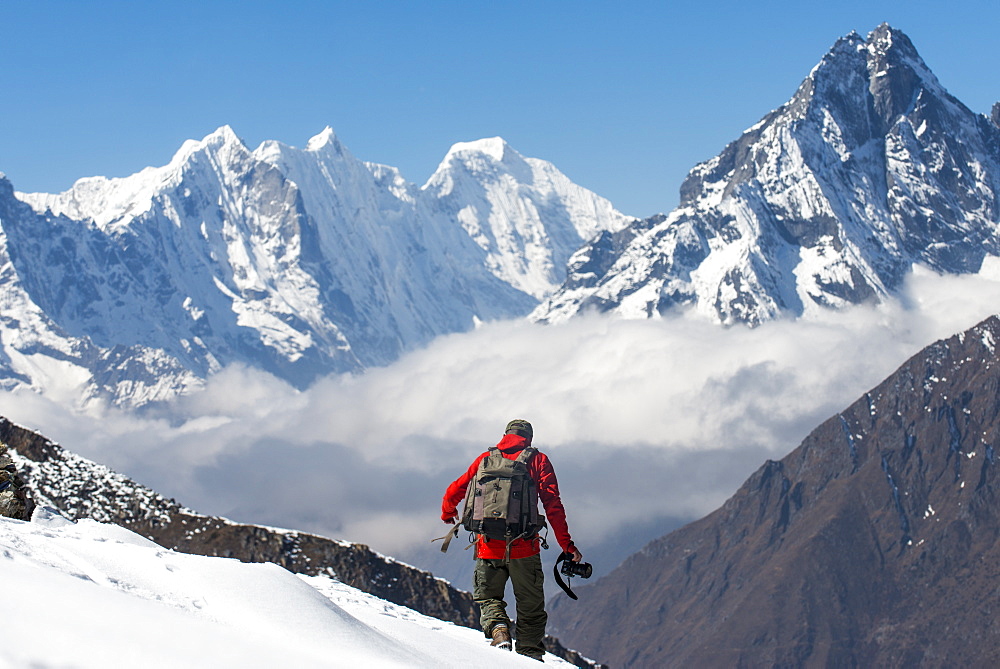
[441,419,583,661]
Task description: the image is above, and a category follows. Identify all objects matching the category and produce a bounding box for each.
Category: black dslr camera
[560,558,593,579]
[554,551,593,600]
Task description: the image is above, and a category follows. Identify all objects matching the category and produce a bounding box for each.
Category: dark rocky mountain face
[534,24,1000,326]
[0,417,602,669]
[549,315,1000,667]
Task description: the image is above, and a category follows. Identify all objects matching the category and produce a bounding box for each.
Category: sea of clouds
[4,266,1000,583]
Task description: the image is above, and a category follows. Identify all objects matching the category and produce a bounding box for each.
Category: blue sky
[2,0,998,218]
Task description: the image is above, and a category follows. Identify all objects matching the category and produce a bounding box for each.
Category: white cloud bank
[4,266,1000,582]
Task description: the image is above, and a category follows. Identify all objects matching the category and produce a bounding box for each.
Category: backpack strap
[432,524,460,553]
[514,447,537,465]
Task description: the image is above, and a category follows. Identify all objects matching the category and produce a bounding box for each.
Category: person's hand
[571,547,583,562]
[442,511,458,524]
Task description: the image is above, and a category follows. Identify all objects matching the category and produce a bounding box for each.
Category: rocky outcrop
[0,417,605,668]
[549,315,1000,667]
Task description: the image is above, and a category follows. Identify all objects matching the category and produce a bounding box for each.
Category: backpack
[460,446,543,542]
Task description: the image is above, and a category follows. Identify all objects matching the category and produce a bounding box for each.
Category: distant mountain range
[1,23,998,410]
[0,130,627,406]
[533,24,1000,325]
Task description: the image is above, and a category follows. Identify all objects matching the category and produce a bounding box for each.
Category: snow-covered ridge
[2,510,572,668]
[18,126,245,229]
[1,127,626,406]
[532,24,1000,326]
[1,414,471,621]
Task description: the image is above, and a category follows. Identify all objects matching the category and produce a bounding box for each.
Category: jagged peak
[790,24,945,131]
[799,29,865,88]
[863,23,931,75]
[831,30,865,52]
[169,125,248,167]
[992,102,1000,129]
[861,24,947,126]
[205,124,243,146]
[306,126,338,152]
[865,23,914,55]
[0,173,13,200]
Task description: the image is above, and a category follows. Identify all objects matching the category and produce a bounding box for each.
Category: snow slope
[2,508,572,668]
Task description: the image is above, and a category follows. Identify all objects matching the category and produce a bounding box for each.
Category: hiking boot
[490,624,512,650]
[517,650,544,662]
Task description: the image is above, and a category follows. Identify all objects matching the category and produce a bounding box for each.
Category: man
[441,419,583,661]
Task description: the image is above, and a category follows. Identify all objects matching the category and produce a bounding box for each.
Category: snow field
[1,509,572,668]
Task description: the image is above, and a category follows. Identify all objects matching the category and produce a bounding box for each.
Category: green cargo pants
[474,554,547,659]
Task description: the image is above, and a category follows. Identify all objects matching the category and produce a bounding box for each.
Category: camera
[560,559,593,579]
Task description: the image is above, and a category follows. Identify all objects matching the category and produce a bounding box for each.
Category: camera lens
[562,560,593,579]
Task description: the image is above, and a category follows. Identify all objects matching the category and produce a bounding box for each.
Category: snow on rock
[2,509,572,668]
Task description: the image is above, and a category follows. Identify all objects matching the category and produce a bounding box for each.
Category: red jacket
[441,434,575,560]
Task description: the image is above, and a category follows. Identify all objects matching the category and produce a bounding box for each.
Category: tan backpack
[460,446,543,542]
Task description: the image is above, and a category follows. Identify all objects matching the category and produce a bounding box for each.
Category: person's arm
[441,453,487,523]
[533,453,581,559]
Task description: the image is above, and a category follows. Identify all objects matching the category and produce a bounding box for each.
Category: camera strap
[553,551,579,600]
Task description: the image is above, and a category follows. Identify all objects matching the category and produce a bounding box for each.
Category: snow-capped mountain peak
[443,136,511,164]
[16,124,253,230]
[532,24,1000,326]
[424,136,631,299]
[305,125,338,151]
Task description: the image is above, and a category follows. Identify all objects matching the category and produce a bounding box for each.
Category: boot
[490,624,512,650]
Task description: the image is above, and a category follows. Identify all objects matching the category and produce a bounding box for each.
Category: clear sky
[2,0,998,218]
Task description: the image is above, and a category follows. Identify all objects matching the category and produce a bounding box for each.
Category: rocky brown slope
[0,417,602,668]
[549,315,1000,667]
